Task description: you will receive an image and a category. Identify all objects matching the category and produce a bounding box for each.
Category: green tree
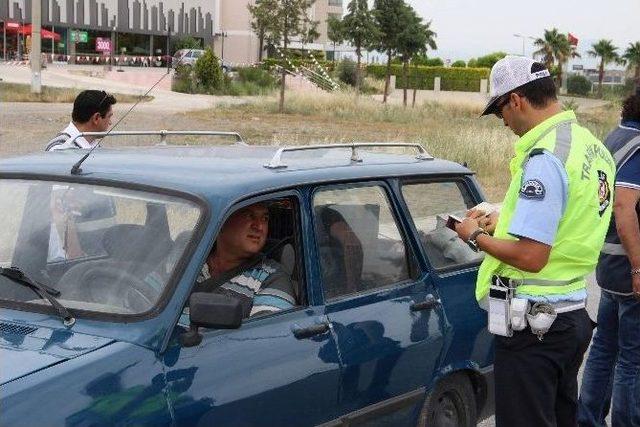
[373,0,410,103]
[170,36,201,55]
[326,15,344,63]
[588,39,620,98]
[555,35,580,88]
[342,0,379,93]
[248,0,278,62]
[533,28,565,71]
[194,48,223,91]
[623,42,640,85]
[472,52,507,69]
[451,60,466,68]
[395,10,436,107]
[257,0,319,112]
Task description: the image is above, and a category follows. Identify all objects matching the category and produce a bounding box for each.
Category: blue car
[0,141,493,426]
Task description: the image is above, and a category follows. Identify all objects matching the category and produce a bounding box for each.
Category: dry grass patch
[0,82,152,103]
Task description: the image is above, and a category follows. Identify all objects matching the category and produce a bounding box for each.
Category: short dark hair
[621,92,640,122]
[511,62,558,109]
[72,90,116,123]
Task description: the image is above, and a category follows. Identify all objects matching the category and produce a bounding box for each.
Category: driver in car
[194,202,296,318]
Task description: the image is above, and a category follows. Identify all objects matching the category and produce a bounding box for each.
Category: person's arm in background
[614,187,640,296]
[613,151,640,297]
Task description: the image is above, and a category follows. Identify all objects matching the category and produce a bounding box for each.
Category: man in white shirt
[45,90,116,151]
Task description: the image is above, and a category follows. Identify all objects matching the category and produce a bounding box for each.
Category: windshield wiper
[0,267,75,327]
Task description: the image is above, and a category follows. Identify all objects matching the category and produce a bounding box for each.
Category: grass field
[202,92,620,200]
[0,90,620,200]
[0,82,152,103]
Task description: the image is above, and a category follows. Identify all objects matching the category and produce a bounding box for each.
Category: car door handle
[292,322,331,340]
[410,295,441,312]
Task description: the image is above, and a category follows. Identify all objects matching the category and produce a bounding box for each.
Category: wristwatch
[467,228,489,252]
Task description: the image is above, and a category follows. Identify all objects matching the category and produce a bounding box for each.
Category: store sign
[95,37,112,52]
[70,30,88,43]
[572,64,584,71]
[6,22,20,29]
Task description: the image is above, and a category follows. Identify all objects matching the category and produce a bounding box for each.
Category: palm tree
[555,36,580,89]
[588,39,620,98]
[623,42,640,86]
[533,28,565,71]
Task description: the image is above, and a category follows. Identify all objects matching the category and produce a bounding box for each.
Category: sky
[406,0,640,69]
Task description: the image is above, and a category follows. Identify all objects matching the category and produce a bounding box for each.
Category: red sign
[6,22,19,29]
[95,37,112,52]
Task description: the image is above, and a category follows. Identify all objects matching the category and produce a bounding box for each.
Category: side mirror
[189,292,243,329]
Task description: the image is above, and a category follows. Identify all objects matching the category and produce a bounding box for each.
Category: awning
[4,23,61,41]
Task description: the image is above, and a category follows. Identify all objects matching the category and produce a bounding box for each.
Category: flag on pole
[568,33,579,46]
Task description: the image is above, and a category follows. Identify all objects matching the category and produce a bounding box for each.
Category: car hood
[0,321,114,385]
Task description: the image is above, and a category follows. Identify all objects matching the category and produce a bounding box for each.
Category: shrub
[336,59,358,86]
[567,74,592,96]
[236,67,277,88]
[451,60,466,68]
[172,64,195,93]
[194,48,224,90]
[366,64,490,92]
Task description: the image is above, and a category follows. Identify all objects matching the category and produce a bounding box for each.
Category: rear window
[0,179,203,316]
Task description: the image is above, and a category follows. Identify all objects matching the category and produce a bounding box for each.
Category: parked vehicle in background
[0,135,494,426]
[172,49,229,72]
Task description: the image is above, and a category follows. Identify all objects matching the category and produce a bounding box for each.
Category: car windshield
[0,179,202,316]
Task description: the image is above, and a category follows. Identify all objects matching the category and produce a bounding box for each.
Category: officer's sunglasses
[493,95,511,119]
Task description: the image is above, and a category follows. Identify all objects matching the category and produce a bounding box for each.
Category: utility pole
[166,25,171,74]
[31,0,42,93]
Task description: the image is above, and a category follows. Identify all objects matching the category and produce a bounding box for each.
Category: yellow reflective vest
[476,110,615,301]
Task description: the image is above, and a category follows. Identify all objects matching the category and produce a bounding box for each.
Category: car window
[402,181,484,270]
[0,179,203,316]
[182,196,304,327]
[313,184,411,300]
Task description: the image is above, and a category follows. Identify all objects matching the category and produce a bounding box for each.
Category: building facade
[0,0,343,63]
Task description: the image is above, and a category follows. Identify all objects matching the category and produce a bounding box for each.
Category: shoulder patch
[598,170,611,216]
[520,179,546,200]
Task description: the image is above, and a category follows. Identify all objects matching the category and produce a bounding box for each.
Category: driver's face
[217,204,269,259]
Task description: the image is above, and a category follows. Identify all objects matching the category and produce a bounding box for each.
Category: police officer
[45,90,116,151]
[578,90,640,426]
[454,56,615,427]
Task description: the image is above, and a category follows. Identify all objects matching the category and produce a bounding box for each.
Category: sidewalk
[0,63,248,113]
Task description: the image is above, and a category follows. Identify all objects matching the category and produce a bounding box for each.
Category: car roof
[0,145,473,203]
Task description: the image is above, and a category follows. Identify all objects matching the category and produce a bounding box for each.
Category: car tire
[417,372,477,427]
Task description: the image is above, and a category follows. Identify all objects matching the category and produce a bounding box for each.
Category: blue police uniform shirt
[509,150,567,246]
[508,150,587,302]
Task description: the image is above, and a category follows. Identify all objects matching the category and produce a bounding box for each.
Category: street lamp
[214,31,228,61]
[513,33,536,57]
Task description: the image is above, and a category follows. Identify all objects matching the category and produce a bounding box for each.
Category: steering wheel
[57,260,161,313]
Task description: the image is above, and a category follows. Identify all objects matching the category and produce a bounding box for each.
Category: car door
[399,178,493,374]
[163,194,343,427]
[311,182,447,424]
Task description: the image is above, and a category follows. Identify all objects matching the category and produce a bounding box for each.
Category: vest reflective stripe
[554,121,573,163]
[613,134,640,165]
[518,276,585,286]
[601,242,626,255]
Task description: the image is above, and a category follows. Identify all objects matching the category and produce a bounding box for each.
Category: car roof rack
[68,130,246,146]
[263,142,434,169]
